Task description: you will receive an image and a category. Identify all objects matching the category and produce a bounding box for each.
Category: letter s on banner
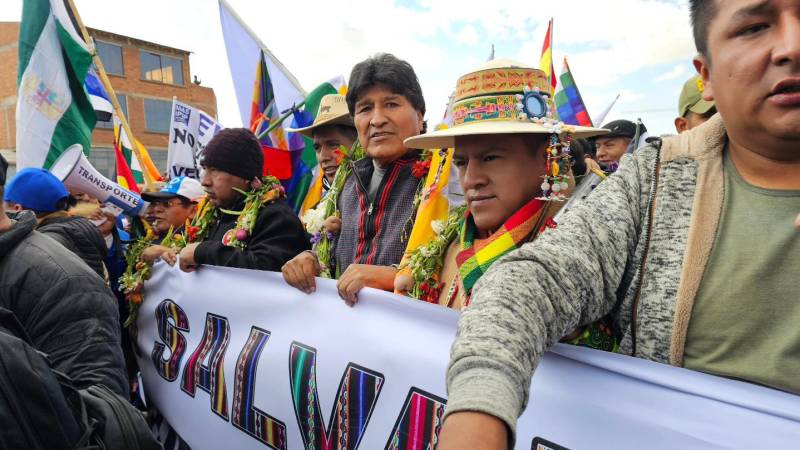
[151,300,190,381]
[231,327,288,450]
[181,313,231,420]
[289,342,385,450]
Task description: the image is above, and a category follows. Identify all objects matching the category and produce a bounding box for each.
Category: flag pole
[64,0,156,191]
[255,101,305,140]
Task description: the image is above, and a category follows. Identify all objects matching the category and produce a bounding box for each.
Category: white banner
[136,265,800,450]
[166,99,224,179]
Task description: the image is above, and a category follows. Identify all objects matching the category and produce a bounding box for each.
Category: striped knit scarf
[456,198,547,298]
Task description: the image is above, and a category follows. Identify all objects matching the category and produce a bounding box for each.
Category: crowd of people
[1,0,798,448]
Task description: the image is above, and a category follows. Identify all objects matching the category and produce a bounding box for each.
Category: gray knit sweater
[445,114,732,437]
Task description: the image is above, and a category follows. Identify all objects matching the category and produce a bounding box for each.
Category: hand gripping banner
[136,265,800,450]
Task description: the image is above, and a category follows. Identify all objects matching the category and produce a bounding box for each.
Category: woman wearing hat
[396,59,608,310]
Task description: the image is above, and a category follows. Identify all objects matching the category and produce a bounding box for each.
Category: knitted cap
[200,128,263,181]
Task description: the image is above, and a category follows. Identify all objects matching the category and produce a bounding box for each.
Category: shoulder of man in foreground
[0,215,127,395]
[443,114,729,440]
[444,138,662,438]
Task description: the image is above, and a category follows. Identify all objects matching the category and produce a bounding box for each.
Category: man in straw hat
[396,59,608,310]
[282,53,427,304]
[438,1,800,447]
[288,94,357,216]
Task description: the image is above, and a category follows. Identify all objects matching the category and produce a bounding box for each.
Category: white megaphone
[50,144,149,216]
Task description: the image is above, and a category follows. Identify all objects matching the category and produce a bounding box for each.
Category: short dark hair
[690,0,718,57]
[311,124,358,143]
[346,53,427,132]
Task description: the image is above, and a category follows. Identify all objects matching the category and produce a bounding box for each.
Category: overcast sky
[3,0,699,135]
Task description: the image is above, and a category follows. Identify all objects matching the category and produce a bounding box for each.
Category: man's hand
[336,264,397,306]
[178,243,200,272]
[795,212,800,230]
[437,412,508,450]
[323,216,342,234]
[282,251,321,294]
[141,245,177,266]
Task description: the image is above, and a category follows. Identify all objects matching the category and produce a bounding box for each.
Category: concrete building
[0,22,217,178]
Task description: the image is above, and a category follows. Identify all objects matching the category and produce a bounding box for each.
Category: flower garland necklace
[120,176,285,326]
[301,141,366,278]
[398,205,466,303]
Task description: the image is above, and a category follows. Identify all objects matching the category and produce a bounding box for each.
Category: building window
[95,41,124,76]
[140,51,184,86]
[87,147,116,179]
[144,98,172,134]
[96,94,127,129]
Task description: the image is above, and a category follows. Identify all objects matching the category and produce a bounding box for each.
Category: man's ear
[675,117,688,134]
[693,55,714,101]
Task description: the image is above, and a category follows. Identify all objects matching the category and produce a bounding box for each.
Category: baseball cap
[3,168,69,213]
[598,119,647,140]
[678,75,715,118]
[141,176,204,203]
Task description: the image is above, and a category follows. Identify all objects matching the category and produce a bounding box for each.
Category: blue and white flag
[84,67,112,122]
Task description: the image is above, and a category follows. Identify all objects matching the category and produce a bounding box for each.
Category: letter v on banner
[385,388,447,450]
[181,313,231,420]
[231,327,287,450]
[151,300,190,381]
[289,342,385,450]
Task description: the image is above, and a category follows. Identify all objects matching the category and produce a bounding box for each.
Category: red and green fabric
[249,50,344,212]
[456,198,546,297]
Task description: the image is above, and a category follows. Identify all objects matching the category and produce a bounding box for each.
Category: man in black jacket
[0,155,127,395]
[177,128,309,272]
[3,167,107,278]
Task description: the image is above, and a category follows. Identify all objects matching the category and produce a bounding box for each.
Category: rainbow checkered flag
[554,58,593,127]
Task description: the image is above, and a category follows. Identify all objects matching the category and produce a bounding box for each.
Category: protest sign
[137,265,800,449]
[166,99,224,179]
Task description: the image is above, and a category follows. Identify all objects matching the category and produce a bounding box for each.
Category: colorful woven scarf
[456,198,547,298]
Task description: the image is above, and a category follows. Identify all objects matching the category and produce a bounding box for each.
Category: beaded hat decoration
[404,59,608,201]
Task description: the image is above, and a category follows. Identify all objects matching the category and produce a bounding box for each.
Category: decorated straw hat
[286,94,354,138]
[404,59,608,149]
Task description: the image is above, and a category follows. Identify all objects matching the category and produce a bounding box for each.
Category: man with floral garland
[175,128,309,272]
[438,1,800,448]
[397,59,607,314]
[282,53,427,304]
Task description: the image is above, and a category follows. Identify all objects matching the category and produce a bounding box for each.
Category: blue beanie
[4,168,69,213]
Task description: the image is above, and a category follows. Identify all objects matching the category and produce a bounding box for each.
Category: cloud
[656,64,688,82]
[0,0,699,133]
[454,24,480,45]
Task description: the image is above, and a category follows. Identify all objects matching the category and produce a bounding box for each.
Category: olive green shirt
[684,151,800,394]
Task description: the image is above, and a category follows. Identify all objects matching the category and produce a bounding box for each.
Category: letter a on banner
[385,388,447,450]
[231,327,288,450]
[289,342,385,450]
[151,300,190,381]
[181,313,231,420]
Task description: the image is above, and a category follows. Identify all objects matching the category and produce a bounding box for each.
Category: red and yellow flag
[539,18,556,95]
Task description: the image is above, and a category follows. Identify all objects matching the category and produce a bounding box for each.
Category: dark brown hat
[200,128,263,181]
